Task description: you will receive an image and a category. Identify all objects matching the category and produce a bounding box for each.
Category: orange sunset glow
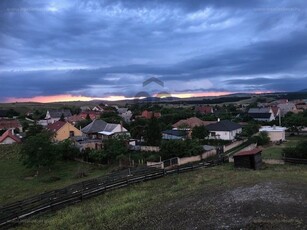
[3,91,274,103]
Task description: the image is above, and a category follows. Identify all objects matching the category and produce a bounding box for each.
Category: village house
[278,102,298,116]
[195,105,214,115]
[0,119,23,132]
[295,101,307,112]
[81,119,130,140]
[0,129,22,145]
[47,121,82,142]
[92,106,104,112]
[270,106,281,119]
[45,109,72,124]
[248,107,275,122]
[205,120,242,141]
[119,110,133,123]
[67,111,100,125]
[259,126,287,142]
[80,106,91,112]
[140,110,161,119]
[116,108,133,123]
[172,117,215,129]
[162,129,188,140]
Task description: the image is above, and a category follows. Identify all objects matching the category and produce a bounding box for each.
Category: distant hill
[299,89,307,92]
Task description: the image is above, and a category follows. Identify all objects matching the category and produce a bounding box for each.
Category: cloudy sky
[1,0,307,102]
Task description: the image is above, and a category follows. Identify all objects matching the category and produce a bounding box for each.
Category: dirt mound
[129,182,307,229]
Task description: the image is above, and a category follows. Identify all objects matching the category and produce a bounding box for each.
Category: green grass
[16,163,307,230]
[0,145,114,204]
[262,136,307,160]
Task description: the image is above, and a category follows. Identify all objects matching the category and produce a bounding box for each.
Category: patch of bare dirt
[127,182,307,230]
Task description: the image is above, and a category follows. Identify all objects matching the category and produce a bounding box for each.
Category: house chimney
[11,129,14,135]
[120,121,123,132]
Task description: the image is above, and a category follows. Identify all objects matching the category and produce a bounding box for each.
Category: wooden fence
[283,157,307,164]
[0,159,221,228]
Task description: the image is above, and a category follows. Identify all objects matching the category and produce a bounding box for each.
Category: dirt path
[126,182,307,229]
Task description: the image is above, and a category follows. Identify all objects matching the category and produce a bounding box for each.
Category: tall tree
[192,125,209,140]
[20,131,58,175]
[144,118,162,146]
[59,113,65,122]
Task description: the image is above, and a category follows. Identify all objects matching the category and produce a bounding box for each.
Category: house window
[210,132,216,136]
[69,131,75,137]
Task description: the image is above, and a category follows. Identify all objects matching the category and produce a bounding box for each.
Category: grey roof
[117,108,128,114]
[206,120,241,132]
[248,108,271,113]
[48,109,72,118]
[81,119,108,134]
[162,129,187,137]
[104,123,118,132]
[249,113,272,119]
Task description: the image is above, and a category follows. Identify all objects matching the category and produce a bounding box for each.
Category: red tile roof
[271,106,280,117]
[234,148,262,157]
[173,117,215,128]
[67,112,100,123]
[47,121,66,132]
[195,106,213,114]
[0,129,22,143]
[141,110,161,119]
[0,119,21,130]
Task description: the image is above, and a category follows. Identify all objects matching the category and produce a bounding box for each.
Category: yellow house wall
[55,123,82,141]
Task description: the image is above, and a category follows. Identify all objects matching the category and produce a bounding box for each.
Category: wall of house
[140,146,160,152]
[162,134,184,140]
[55,123,82,141]
[209,128,242,140]
[267,131,285,142]
[111,124,128,133]
[0,137,16,145]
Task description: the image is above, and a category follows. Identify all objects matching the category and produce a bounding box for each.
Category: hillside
[16,164,307,230]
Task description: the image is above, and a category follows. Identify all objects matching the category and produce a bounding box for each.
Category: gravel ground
[127,182,307,230]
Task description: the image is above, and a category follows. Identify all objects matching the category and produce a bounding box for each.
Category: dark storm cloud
[0,0,307,101]
[225,76,307,92]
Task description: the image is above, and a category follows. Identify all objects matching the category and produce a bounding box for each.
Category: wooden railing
[0,159,222,228]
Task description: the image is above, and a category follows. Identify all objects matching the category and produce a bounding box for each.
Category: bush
[254,131,270,146]
[56,140,79,160]
[160,140,203,160]
[283,141,307,159]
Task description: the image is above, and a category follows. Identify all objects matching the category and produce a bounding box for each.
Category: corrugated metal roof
[234,148,262,157]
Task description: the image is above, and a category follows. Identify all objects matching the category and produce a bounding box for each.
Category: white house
[0,129,22,145]
[259,126,287,142]
[45,109,72,124]
[81,119,130,140]
[206,120,242,141]
[119,110,133,123]
[248,108,275,122]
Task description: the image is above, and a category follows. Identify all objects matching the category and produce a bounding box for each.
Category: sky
[1,0,307,103]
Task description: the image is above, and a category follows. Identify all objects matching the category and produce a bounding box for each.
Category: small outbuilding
[233,148,262,170]
[259,126,286,142]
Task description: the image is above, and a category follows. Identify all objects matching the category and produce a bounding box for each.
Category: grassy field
[0,145,114,204]
[15,163,307,229]
[262,135,307,160]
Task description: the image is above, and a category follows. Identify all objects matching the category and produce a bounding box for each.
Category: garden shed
[233,148,262,170]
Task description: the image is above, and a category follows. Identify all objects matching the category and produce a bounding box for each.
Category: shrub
[283,141,307,159]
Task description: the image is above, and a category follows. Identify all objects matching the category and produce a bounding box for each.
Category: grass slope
[16,163,307,230]
[262,136,306,160]
[0,145,113,204]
